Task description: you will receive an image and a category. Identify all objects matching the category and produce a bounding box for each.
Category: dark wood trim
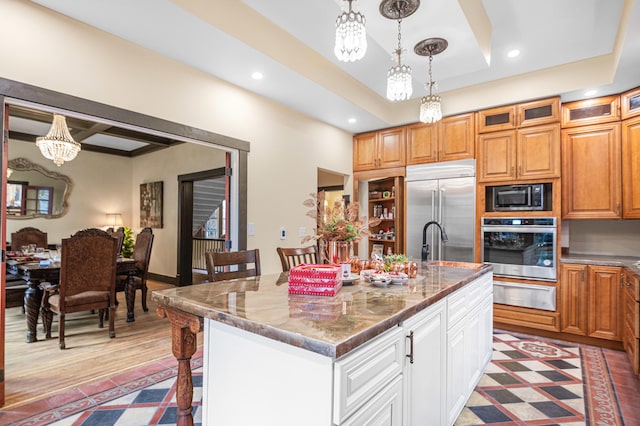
[0,77,250,153]
[318,185,344,192]
[177,180,194,287]
[237,150,248,252]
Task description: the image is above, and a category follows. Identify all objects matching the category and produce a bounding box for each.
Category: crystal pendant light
[35,114,81,167]
[415,37,448,123]
[380,0,420,102]
[334,0,367,62]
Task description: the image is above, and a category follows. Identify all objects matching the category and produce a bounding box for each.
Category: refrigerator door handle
[438,188,445,259]
[431,189,437,261]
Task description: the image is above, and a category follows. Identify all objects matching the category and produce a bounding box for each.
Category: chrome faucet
[421,221,448,262]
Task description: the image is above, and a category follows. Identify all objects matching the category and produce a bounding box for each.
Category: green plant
[121,226,134,258]
[384,253,408,271]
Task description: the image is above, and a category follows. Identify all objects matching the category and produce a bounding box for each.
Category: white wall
[1,0,353,275]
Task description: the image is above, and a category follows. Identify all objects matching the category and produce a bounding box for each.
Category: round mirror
[7,157,72,219]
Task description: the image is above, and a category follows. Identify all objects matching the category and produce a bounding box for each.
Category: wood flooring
[2,280,203,409]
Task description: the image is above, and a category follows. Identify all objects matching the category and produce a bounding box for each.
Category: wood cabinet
[622,115,640,218]
[477,97,559,133]
[406,113,475,165]
[560,263,623,341]
[477,124,560,182]
[354,127,405,172]
[621,86,640,119]
[561,95,620,128]
[367,176,404,258]
[476,97,560,183]
[561,122,622,219]
[622,269,640,375]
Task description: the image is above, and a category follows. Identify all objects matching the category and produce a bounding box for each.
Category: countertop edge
[151,264,493,360]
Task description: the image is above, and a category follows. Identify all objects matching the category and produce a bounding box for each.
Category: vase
[324,240,351,265]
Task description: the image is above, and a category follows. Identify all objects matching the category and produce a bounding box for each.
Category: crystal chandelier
[380,0,420,102]
[415,37,448,123]
[36,114,81,167]
[334,0,367,62]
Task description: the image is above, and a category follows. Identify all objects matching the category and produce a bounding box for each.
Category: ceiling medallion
[379,0,420,20]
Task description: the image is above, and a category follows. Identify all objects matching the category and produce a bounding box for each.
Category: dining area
[5,225,155,348]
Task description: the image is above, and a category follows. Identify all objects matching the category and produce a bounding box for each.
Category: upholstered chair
[11,227,48,252]
[41,228,119,349]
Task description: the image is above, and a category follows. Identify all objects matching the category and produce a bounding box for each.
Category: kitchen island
[151,261,493,426]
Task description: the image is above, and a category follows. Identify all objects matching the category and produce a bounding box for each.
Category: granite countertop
[561,254,640,275]
[151,261,492,359]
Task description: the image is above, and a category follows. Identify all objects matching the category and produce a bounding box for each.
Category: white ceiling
[29,0,640,134]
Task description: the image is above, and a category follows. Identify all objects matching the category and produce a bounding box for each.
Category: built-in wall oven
[481,217,557,281]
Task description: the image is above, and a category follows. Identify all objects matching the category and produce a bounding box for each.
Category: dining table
[6,254,138,343]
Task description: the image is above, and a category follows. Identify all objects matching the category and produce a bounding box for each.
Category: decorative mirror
[6,157,72,219]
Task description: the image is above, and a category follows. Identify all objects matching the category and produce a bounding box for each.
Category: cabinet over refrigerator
[406,159,476,263]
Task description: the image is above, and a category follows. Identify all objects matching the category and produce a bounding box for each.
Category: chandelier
[380,0,420,102]
[415,37,447,123]
[334,0,367,62]
[35,114,81,167]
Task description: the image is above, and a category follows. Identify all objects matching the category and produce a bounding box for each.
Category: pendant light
[380,0,420,102]
[35,114,81,167]
[334,0,367,62]
[415,37,447,123]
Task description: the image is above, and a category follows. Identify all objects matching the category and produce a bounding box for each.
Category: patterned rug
[456,332,625,425]
[0,332,629,425]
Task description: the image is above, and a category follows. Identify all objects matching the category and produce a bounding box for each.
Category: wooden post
[156,306,203,426]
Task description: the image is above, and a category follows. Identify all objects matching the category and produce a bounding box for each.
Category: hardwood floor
[3,280,203,409]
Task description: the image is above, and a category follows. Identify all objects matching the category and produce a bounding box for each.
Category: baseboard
[148,272,177,285]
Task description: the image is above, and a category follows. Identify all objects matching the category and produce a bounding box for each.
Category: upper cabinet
[561,122,622,219]
[353,127,405,172]
[406,113,475,165]
[622,115,640,218]
[561,95,620,128]
[477,97,561,183]
[621,86,640,120]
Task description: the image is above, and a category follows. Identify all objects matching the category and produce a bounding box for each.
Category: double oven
[481,217,557,311]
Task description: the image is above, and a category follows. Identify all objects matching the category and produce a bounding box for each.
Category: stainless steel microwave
[491,184,548,211]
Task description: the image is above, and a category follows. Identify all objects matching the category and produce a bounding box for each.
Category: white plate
[342,274,361,285]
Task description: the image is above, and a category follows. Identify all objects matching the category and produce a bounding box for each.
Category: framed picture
[140,181,163,228]
[371,243,384,258]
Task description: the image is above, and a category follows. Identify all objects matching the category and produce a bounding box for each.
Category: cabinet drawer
[341,375,403,426]
[333,327,404,424]
[448,285,470,327]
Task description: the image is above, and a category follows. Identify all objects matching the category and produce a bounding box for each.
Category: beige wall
[563,220,640,257]
[1,0,353,275]
[7,140,132,244]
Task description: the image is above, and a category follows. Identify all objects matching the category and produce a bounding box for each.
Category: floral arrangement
[384,253,408,271]
[301,192,381,243]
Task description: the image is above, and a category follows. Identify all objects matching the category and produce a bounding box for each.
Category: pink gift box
[288,264,342,296]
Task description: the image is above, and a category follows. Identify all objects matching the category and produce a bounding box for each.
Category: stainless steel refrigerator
[405,159,475,263]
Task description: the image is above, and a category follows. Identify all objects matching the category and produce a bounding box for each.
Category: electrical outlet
[248,223,255,236]
[299,227,306,237]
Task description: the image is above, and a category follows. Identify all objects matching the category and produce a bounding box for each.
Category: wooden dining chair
[41,228,119,349]
[106,226,125,255]
[276,246,318,272]
[115,227,154,311]
[205,249,261,282]
[11,227,48,252]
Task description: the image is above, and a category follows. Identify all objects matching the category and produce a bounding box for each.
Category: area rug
[0,352,203,426]
[456,331,625,425]
[0,333,629,425]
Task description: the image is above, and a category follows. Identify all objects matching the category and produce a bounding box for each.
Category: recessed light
[251,72,263,80]
[584,89,597,97]
[507,49,520,58]
[348,118,357,123]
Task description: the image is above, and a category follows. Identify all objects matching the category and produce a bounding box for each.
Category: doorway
[177,157,231,286]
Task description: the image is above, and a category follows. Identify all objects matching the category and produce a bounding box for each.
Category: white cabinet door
[343,375,403,426]
[446,318,467,425]
[403,299,446,426]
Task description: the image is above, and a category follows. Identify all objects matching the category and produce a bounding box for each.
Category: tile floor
[1,332,639,425]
